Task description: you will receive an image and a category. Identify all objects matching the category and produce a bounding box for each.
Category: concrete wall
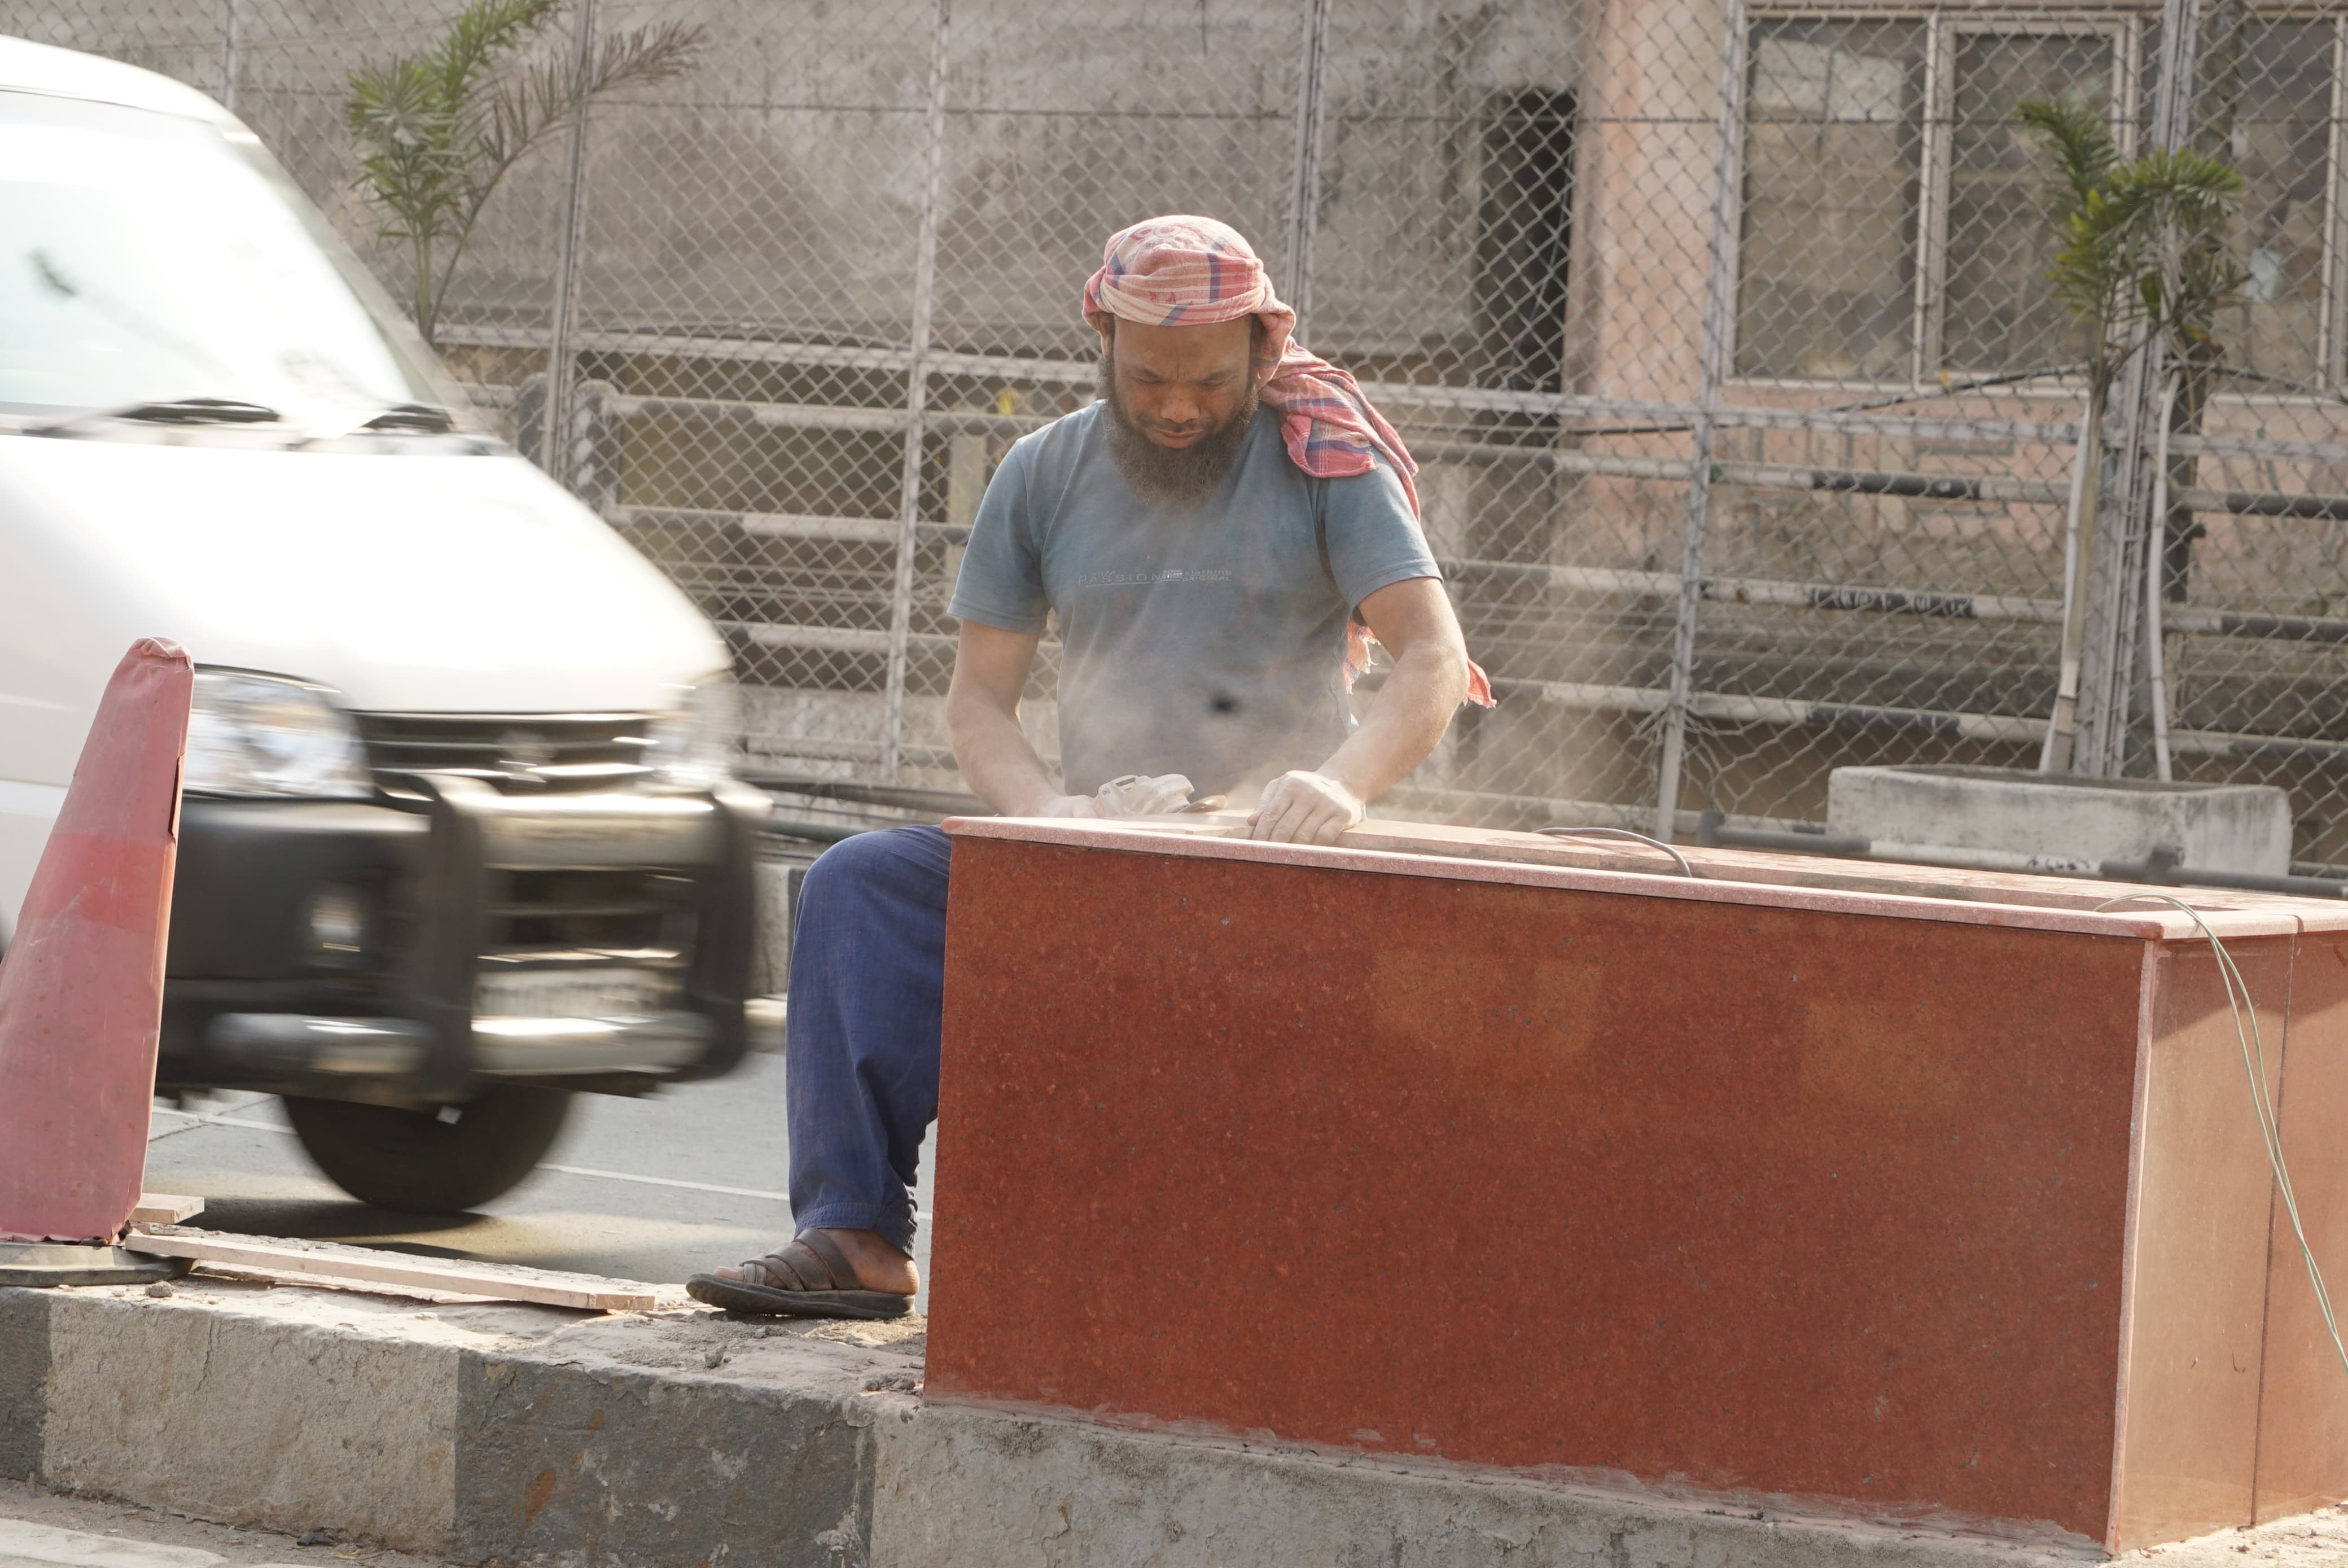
[24,0,1584,367]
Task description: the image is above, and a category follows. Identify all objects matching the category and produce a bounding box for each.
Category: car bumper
[160,777,773,1100]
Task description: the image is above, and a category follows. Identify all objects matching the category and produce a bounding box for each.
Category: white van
[0,37,772,1211]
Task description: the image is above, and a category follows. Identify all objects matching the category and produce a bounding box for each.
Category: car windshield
[0,90,450,427]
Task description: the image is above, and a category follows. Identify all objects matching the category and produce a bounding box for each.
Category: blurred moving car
[0,36,774,1212]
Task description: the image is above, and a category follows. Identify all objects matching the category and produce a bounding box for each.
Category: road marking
[542,1166,931,1223]
[147,1105,287,1142]
[543,1163,790,1202]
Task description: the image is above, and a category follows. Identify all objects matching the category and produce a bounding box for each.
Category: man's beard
[1099,354,1260,505]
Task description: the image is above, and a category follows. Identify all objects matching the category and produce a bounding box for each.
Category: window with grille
[1736,11,2348,389]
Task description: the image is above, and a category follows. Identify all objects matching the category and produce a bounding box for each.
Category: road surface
[141,1053,938,1311]
[0,1478,448,1567]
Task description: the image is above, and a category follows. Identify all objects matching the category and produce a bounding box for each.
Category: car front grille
[489,868,691,951]
[351,711,658,794]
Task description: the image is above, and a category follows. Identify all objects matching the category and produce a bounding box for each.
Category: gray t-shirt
[947,402,1440,800]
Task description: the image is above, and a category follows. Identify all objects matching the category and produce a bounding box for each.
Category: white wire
[1535,825,1698,878]
[2099,893,2348,1382]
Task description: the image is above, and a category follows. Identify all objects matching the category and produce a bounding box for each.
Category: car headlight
[183,670,371,798]
[646,674,738,789]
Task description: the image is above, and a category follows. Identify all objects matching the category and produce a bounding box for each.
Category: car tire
[283,1087,574,1214]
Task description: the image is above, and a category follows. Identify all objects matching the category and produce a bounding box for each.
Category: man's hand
[1248,770,1365,845]
[1094,773,1195,817]
[1035,773,1196,819]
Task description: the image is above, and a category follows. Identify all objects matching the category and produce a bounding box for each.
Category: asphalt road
[142,1053,939,1313]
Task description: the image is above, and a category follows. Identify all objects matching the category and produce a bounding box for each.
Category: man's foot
[812,1227,919,1294]
[685,1228,917,1320]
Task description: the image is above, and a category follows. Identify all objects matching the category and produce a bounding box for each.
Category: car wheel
[282,1086,573,1214]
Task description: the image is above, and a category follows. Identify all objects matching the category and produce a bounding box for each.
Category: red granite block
[925,821,2348,1553]
[2254,932,2348,1524]
[2108,937,2292,1547]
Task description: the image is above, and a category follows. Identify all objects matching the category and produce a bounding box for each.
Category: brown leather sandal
[686,1230,912,1320]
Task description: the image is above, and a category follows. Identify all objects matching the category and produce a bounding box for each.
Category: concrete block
[38,1293,457,1553]
[0,1291,49,1482]
[452,1353,877,1568]
[1827,765,2292,875]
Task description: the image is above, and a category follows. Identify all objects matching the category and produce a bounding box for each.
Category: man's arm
[1249,575,1471,844]
[945,620,1096,817]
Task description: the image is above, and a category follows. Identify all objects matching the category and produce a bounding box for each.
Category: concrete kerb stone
[450,1344,879,1566]
[2,1272,912,1568]
[37,1283,461,1549]
[0,1265,2329,1567]
[0,1287,50,1483]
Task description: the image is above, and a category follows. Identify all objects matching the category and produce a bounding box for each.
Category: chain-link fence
[21,0,2348,868]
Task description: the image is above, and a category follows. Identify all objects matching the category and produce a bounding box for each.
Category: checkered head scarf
[1083,214,1495,708]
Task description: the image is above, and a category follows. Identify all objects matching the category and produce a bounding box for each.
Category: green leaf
[2016,100,2250,384]
[344,0,703,343]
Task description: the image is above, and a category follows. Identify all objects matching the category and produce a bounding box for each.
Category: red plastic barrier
[0,641,192,1243]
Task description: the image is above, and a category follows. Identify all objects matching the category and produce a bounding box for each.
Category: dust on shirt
[946,402,1440,801]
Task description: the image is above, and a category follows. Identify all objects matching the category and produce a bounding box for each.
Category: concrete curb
[0,1269,2322,1566]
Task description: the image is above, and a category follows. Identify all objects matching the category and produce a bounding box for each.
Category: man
[687,214,1491,1319]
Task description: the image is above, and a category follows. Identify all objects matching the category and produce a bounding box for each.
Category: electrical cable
[2097,892,2348,1384]
[1536,826,1698,878]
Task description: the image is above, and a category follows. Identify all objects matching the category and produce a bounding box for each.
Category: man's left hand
[1247,770,1366,845]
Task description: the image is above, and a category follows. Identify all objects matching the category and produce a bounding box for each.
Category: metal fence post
[1282,0,1333,325]
[2076,0,2202,776]
[1652,0,1750,843]
[540,0,599,487]
[219,0,238,113]
[880,0,954,782]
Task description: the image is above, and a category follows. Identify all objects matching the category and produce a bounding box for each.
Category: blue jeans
[784,825,952,1257]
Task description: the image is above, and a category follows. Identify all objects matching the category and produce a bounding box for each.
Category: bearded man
[689,214,1491,1319]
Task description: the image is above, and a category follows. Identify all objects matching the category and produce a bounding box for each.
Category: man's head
[1096,315,1262,503]
[1081,215,1294,505]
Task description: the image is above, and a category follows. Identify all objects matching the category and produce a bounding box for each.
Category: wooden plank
[130,1194,205,1225]
[121,1231,655,1311]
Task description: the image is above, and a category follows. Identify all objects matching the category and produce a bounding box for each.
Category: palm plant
[347,0,704,346]
[2017,97,2247,772]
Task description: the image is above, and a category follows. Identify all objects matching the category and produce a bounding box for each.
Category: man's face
[1102,317,1255,445]
[1098,316,1260,503]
